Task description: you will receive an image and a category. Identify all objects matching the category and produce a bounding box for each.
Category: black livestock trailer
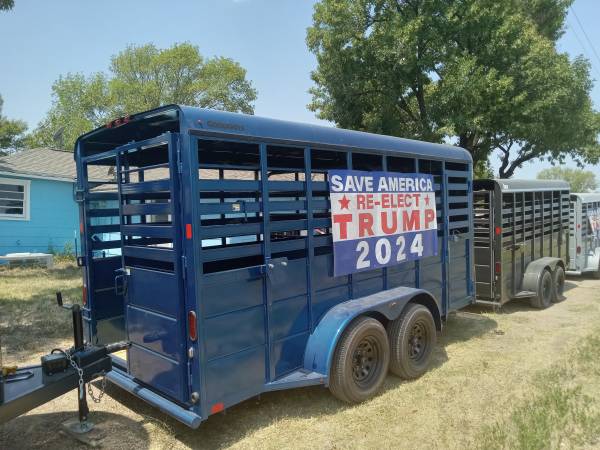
[473,179,570,308]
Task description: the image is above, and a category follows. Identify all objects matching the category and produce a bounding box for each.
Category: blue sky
[0,0,599,179]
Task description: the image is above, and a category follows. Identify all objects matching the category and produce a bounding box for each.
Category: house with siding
[0,148,109,255]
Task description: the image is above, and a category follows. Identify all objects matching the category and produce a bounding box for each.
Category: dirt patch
[1,265,600,449]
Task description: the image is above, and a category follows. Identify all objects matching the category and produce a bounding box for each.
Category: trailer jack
[0,292,129,445]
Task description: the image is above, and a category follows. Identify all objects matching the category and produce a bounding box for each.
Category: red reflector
[79,222,84,234]
[210,403,224,414]
[495,262,501,274]
[495,226,502,236]
[188,311,197,341]
[82,285,87,306]
[577,246,581,254]
[186,223,192,239]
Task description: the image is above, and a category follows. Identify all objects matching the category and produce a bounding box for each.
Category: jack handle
[56,291,75,310]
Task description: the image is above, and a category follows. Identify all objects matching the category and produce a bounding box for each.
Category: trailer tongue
[0,292,128,439]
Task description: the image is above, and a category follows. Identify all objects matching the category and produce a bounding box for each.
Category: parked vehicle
[74,104,474,427]
[567,193,600,277]
[473,179,569,308]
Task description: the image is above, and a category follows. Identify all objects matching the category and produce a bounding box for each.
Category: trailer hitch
[0,291,130,445]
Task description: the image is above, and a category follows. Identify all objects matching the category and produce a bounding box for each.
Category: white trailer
[567,193,600,277]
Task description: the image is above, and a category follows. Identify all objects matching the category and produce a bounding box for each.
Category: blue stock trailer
[74,105,474,427]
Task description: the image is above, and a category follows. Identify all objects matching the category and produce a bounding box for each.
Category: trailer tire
[530,269,553,309]
[552,266,565,303]
[387,303,436,380]
[329,317,390,404]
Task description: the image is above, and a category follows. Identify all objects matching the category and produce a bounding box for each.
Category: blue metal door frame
[111,133,191,404]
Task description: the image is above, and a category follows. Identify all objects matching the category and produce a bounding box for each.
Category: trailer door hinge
[176,144,184,174]
[74,188,85,203]
[181,255,187,278]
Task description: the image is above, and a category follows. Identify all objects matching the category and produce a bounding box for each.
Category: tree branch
[499,144,536,178]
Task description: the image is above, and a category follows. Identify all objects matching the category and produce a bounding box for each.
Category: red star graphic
[425,195,430,206]
[338,195,351,210]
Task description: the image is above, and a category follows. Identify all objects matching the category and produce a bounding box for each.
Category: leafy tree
[474,159,494,179]
[29,43,257,150]
[0,95,27,152]
[537,167,597,193]
[28,73,111,150]
[0,0,14,11]
[307,0,600,178]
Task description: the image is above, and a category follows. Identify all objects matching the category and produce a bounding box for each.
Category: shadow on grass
[0,411,150,450]
[463,280,579,315]
[103,312,498,449]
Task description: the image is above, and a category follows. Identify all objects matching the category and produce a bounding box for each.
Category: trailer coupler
[0,292,129,443]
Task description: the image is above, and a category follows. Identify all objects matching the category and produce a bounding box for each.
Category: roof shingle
[0,148,110,182]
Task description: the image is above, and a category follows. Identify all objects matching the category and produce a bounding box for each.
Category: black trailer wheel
[530,269,553,309]
[387,303,436,379]
[552,266,565,303]
[329,317,390,403]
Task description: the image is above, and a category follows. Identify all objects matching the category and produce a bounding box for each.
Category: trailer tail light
[188,311,197,341]
[495,262,501,274]
[82,285,87,306]
[185,223,192,239]
[495,226,502,236]
[577,246,581,254]
[210,402,224,414]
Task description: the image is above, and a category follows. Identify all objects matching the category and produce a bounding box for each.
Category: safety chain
[64,347,107,404]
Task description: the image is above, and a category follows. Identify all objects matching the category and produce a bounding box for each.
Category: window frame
[0,177,30,221]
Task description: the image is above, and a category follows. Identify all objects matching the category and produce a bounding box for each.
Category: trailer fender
[303,286,440,379]
[522,257,565,293]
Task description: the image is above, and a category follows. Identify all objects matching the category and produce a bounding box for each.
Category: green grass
[0,261,82,364]
[476,328,600,450]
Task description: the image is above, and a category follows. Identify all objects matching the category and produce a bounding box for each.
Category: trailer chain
[64,348,107,404]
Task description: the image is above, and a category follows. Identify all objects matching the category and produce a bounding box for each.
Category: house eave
[0,170,107,184]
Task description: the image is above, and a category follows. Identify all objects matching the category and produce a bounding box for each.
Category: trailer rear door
[473,190,494,300]
[114,134,189,404]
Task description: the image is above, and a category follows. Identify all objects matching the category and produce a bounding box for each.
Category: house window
[0,178,30,220]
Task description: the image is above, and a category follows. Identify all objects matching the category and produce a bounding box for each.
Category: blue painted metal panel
[202,267,264,317]
[127,268,178,317]
[270,295,309,340]
[127,306,180,360]
[311,254,348,291]
[268,258,307,302]
[271,333,309,378]
[204,306,265,360]
[128,344,185,402]
[205,346,266,406]
[312,285,351,325]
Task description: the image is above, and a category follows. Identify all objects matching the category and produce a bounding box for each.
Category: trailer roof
[475,179,569,193]
[76,104,472,163]
[571,192,600,203]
